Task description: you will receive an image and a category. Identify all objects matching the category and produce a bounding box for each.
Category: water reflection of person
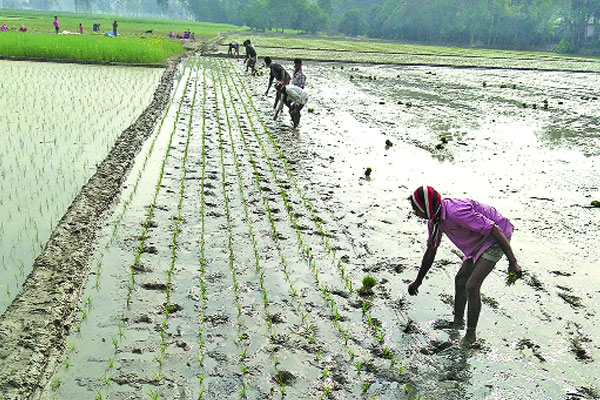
[407,186,522,348]
[264,56,291,110]
[274,85,308,129]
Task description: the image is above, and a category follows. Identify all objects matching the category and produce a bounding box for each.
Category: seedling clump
[385,139,393,149]
[358,275,377,295]
[505,271,519,286]
[364,168,372,178]
[440,136,448,144]
[307,108,315,113]
[591,200,600,208]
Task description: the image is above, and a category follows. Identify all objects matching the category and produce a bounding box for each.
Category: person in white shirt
[274,85,308,128]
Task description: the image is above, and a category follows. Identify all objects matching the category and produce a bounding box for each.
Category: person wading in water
[407,186,522,348]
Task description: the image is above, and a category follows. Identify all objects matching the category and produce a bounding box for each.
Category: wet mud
[1,52,599,400]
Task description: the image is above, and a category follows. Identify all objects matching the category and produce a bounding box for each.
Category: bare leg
[454,259,474,329]
[462,258,497,347]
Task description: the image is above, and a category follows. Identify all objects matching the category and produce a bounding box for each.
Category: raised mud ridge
[0,55,181,400]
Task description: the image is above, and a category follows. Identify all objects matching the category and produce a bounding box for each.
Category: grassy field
[224,33,600,72]
[0,31,184,64]
[0,9,245,64]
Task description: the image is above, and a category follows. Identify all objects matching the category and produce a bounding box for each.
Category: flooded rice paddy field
[225,35,600,73]
[0,60,163,314]
[31,55,600,400]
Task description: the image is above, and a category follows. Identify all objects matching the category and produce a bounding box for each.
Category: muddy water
[35,56,599,400]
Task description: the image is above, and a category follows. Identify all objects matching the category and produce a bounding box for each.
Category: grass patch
[0,9,246,64]
[0,31,183,64]
[0,9,244,38]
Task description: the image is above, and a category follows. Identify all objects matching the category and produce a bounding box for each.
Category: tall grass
[0,31,183,65]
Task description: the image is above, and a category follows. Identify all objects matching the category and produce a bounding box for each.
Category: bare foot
[460,332,477,349]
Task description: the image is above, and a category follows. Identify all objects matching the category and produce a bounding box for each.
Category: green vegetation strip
[223,59,373,396]
[1,9,243,37]
[217,57,330,396]
[0,31,182,65]
[210,56,251,397]
[196,56,208,400]
[155,56,200,387]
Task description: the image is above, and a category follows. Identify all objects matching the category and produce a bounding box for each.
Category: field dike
[0,55,181,399]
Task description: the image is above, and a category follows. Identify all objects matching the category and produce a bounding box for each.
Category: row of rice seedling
[226,60,424,398]
[221,59,376,397]
[215,58,343,397]
[92,57,199,400]
[209,56,257,397]
[153,57,201,389]
[196,56,209,399]
[214,58,312,397]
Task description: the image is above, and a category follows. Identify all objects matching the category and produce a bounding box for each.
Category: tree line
[187,0,600,53]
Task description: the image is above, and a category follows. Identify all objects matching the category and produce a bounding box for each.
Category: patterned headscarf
[411,186,442,219]
[411,185,443,245]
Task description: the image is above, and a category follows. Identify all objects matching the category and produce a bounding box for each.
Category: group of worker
[229,40,308,129]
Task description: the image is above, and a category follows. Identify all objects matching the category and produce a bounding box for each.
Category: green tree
[338,8,366,35]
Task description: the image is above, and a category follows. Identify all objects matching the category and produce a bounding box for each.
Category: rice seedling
[506,271,520,286]
[51,378,61,390]
[358,275,377,295]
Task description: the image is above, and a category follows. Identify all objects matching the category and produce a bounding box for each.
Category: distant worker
[79,23,83,34]
[243,40,257,75]
[169,31,175,38]
[145,29,153,34]
[407,186,522,348]
[228,42,240,56]
[292,58,306,89]
[274,85,308,129]
[112,20,118,36]
[53,16,59,34]
[19,25,27,32]
[93,23,98,32]
[183,30,190,39]
[1,24,8,32]
[264,56,291,110]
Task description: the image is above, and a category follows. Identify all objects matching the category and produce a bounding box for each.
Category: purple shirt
[427,198,513,262]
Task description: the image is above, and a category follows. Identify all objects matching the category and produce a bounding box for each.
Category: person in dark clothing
[243,40,257,74]
[228,42,240,56]
[112,20,118,36]
[264,56,291,110]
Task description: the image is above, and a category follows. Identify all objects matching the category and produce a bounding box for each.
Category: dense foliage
[4,0,600,52]
[190,0,600,52]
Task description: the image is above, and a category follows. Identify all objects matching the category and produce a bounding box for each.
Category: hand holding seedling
[506,260,523,286]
